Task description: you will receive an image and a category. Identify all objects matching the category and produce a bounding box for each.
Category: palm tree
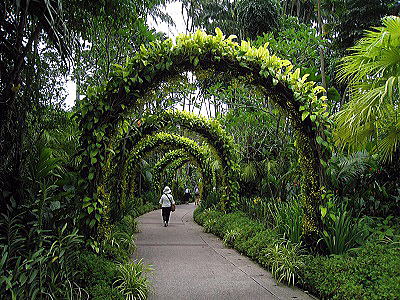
[181,0,281,40]
[335,16,400,162]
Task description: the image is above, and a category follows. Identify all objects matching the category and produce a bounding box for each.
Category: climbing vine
[112,110,240,205]
[120,132,216,209]
[152,149,215,195]
[77,28,332,241]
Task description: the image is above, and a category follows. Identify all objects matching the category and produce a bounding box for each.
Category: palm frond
[334,16,400,160]
[374,121,400,162]
[241,162,257,182]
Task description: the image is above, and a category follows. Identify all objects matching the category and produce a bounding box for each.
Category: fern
[327,151,373,190]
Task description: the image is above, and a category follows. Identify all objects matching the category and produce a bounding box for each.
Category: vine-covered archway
[152,149,216,195]
[119,139,216,212]
[108,110,239,209]
[117,132,216,208]
[78,28,332,240]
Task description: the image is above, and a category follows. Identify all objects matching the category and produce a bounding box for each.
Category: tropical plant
[335,16,400,162]
[114,259,153,300]
[261,240,305,285]
[0,210,84,299]
[320,200,368,254]
[254,16,323,70]
[326,151,372,192]
[267,198,304,244]
[332,0,399,51]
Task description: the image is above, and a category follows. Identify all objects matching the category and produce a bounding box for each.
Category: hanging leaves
[77,27,331,236]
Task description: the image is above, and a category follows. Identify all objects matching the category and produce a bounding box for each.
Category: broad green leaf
[301,111,310,121]
[320,206,327,218]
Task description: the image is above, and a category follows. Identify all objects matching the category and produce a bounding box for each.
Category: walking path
[134,203,315,300]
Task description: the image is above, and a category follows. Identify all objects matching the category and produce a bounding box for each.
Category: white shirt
[159,193,175,207]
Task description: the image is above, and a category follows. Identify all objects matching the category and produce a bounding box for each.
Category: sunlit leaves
[335,16,400,161]
[78,27,330,231]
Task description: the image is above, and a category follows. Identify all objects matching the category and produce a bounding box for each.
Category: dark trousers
[162,207,172,223]
[184,194,190,203]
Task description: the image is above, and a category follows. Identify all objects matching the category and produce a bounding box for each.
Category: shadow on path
[134,203,315,300]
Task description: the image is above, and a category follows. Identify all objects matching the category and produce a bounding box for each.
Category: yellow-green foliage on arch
[152,149,216,197]
[116,109,240,203]
[123,132,217,199]
[77,28,333,241]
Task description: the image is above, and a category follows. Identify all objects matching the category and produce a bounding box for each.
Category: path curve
[134,204,315,300]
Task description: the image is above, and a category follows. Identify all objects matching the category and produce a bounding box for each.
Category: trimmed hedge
[299,243,400,299]
[194,207,400,299]
[75,251,123,299]
[193,208,303,285]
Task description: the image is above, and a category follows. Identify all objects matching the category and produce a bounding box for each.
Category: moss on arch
[78,28,333,241]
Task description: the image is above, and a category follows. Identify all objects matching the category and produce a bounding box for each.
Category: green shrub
[90,283,124,300]
[245,229,280,260]
[260,241,305,286]
[75,251,119,288]
[237,196,304,244]
[194,208,303,285]
[116,215,138,236]
[200,189,221,209]
[130,203,158,218]
[114,259,153,300]
[100,215,138,262]
[73,203,157,298]
[142,190,159,206]
[321,202,368,254]
[266,198,303,243]
[223,229,242,247]
[361,215,400,242]
[299,242,400,299]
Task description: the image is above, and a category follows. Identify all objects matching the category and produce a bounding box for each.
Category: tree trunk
[317,0,327,94]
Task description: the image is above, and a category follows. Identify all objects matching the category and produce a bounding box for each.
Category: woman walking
[159,186,175,227]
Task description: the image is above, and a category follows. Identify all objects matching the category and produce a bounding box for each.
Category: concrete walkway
[134,203,315,300]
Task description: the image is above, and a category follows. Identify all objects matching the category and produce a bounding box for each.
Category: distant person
[184,187,191,204]
[159,186,175,227]
[194,186,200,205]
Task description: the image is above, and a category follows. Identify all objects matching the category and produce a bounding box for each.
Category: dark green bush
[89,283,124,300]
[299,242,400,299]
[123,198,158,218]
[74,204,157,298]
[114,215,138,236]
[244,229,280,260]
[200,189,221,209]
[195,207,400,297]
[129,203,158,218]
[75,251,119,287]
[101,240,132,262]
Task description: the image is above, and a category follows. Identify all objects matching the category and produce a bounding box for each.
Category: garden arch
[78,29,332,240]
[152,149,216,195]
[119,132,216,211]
[110,110,239,205]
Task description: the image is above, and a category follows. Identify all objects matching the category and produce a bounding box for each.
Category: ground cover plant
[194,206,400,299]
